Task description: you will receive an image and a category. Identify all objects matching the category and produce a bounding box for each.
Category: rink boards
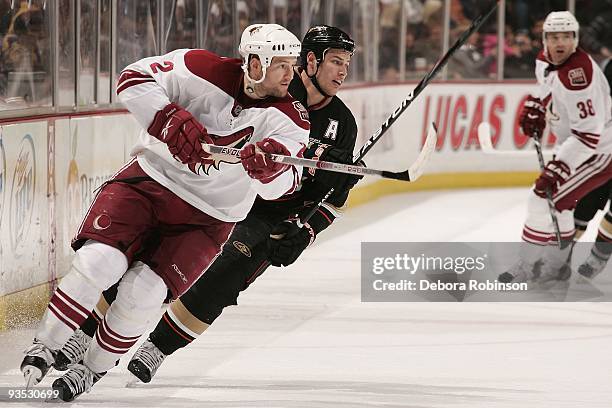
[0,81,539,329]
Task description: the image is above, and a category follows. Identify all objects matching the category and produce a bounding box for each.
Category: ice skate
[538,259,572,283]
[21,339,56,388]
[54,329,93,371]
[127,338,167,383]
[52,363,105,402]
[498,260,538,284]
[577,253,607,281]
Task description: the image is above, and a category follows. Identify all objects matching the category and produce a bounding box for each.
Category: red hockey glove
[267,218,315,267]
[534,160,570,198]
[148,103,213,164]
[519,95,546,138]
[240,138,292,183]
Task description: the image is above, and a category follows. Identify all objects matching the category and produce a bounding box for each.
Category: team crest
[568,68,587,87]
[292,101,308,122]
[233,240,252,257]
[188,126,254,175]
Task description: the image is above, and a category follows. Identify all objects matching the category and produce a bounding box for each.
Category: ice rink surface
[1,187,612,407]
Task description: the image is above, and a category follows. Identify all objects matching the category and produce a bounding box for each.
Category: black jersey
[249,71,359,234]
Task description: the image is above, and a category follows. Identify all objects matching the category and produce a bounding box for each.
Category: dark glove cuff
[299,205,335,236]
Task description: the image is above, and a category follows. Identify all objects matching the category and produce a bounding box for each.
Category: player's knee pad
[109,262,167,327]
[71,240,128,291]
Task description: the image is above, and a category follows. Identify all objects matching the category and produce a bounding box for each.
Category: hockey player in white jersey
[499,11,612,284]
[20,23,309,401]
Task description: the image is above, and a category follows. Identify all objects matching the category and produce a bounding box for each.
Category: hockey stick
[298,122,438,225]
[532,129,562,246]
[479,123,561,245]
[477,122,553,157]
[353,1,499,162]
[202,125,436,181]
[297,1,500,226]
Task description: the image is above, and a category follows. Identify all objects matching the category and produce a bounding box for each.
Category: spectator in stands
[0,1,50,106]
[579,0,612,60]
[1,2,45,73]
[0,0,11,37]
[449,27,494,79]
[505,30,538,78]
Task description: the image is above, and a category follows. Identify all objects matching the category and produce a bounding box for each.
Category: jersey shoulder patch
[557,49,594,91]
[265,98,310,130]
[184,49,243,97]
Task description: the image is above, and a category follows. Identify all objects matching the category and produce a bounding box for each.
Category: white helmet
[239,23,301,84]
[543,11,579,52]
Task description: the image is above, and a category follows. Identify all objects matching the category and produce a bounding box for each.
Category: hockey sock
[85,263,166,373]
[81,291,114,337]
[81,310,102,337]
[149,311,197,356]
[36,242,128,349]
[574,219,588,240]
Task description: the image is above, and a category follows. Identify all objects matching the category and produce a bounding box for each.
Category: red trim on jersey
[117,69,153,84]
[536,49,548,63]
[184,50,309,130]
[238,98,310,131]
[117,79,156,95]
[557,49,593,91]
[571,129,599,149]
[183,49,243,98]
[116,70,156,94]
[522,226,551,245]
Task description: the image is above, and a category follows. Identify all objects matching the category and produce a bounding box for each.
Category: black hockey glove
[314,147,364,192]
[267,219,316,267]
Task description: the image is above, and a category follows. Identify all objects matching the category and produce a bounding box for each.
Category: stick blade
[381,170,411,181]
[477,122,495,153]
[478,122,555,157]
[408,122,438,181]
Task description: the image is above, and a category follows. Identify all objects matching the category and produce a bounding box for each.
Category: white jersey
[535,48,612,171]
[116,49,309,222]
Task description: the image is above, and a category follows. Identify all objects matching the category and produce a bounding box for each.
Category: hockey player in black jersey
[53,25,364,383]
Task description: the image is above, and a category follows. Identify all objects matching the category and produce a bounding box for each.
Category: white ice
[2,187,612,407]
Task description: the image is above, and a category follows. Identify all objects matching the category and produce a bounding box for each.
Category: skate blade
[124,373,144,388]
[23,367,42,389]
[575,274,592,284]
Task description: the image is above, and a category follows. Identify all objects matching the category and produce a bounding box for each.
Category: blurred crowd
[1,0,611,109]
[0,0,49,106]
[379,0,612,81]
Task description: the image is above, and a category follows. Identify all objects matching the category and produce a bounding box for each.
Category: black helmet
[300,25,355,69]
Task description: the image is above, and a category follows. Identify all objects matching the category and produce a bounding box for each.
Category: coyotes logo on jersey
[188,126,254,175]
